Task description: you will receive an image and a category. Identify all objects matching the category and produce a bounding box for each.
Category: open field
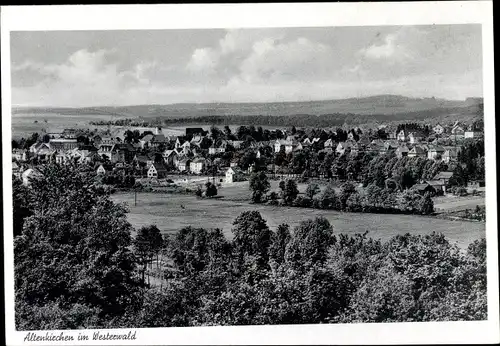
[111,191,485,250]
[434,194,485,213]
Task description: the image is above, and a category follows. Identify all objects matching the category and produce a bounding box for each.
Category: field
[111,190,485,250]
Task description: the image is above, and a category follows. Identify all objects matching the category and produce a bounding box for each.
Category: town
[13,119,485,212]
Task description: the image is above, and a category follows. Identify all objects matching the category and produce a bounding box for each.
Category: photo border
[2,2,498,345]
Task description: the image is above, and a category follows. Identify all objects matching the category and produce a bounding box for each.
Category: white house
[324,139,334,149]
[147,163,168,179]
[96,164,107,175]
[177,158,190,172]
[433,123,445,135]
[190,158,206,174]
[397,130,407,142]
[427,146,445,160]
[274,139,295,153]
[225,167,245,184]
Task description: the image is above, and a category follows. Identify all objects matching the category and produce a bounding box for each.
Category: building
[12,149,28,162]
[139,134,154,149]
[464,130,483,139]
[442,148,459,163]
[49,138,79,151]
[324,138,334,149]
[411,183,437,196]
[433,171,454,186]
[433,123,445,135]
[427,146,445,160]
[408,132,424,144]
[336,142,354,156]
[178,158,190,172]
[96,164,108,175]
[150,133,168,149]
[190,158,206,174]
[274,139,296,153]
[395,145,409,158]
[225,167,245,183]
[450,125,465,140]
[209,142,227,155]
[396,129,407,142]
[408,146,427,158]
[424,180,446,195]
[163,149,180,167]
[147,163,168,179]
[22,168,42,186]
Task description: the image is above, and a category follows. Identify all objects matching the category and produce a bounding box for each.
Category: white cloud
[186,47,219,72]
[359,32,413,61]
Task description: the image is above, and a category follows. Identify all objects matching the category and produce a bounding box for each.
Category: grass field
[111,191,485,250]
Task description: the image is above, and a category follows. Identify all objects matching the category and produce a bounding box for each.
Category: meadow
[111,190,485,250]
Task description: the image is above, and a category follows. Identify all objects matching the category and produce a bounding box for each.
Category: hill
[12,95,479,119]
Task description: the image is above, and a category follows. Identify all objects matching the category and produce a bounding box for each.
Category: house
[379,142,397,155]
[151,133,168,149]
[324,139,334,149]
[395,145,409,158]
[225,167,246,183]
[442,147,459,163]
[62,128,79,139]
[22,168,42,186]
[411,183,437,196]
[464,130,483,139]
[336,142,352,155]
[433,171,454,186]
[29,142,52,156]
[79,151,99,164]
[274,139,296,154]
[408,132,424,144]
[190,158,206,174]
[425,180,446,195]
[407,146,427,158]
[427,146,445,160]
[12,161,21,178]
[178,158,190,172]
[54,151,70,164]
[396,129,407,141]
[49,138,79,151]
[147,163,169,179]
[96,164,109,175]
[450,125,465,139]
[433,123,445,135]
[139,134,154,149]
[163,149,180,167]
[228,140,244,149]
[209,141,227,155]
[12,149,28,162]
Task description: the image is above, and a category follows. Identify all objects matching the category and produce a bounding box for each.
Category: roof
[141,134,154,142]
[12,162,19,170]
[425,180,445,186]
[191,157,206,164]
[149,163,168,173]
[226,167,244,174]
[428,145,445,152]
[410,146,426,154]
[412,183,435,191]
[434,171,454,180]
[152,134,167,143]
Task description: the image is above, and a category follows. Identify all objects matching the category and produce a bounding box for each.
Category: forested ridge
[13,164,487,330]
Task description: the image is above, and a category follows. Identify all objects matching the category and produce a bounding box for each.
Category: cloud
[359,32,413,61]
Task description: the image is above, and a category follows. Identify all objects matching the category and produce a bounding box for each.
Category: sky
[10,25,483,107]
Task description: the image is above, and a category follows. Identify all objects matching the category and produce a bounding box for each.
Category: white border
[2,2,498,345]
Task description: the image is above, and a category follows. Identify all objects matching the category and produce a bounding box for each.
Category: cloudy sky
[10,25,482,107]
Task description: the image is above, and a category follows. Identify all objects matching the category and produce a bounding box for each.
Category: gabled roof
[141,134,154,142]
[434,171,454,180]
[149,163,168,173]
[152,134,167,143]
[409,146,426,154]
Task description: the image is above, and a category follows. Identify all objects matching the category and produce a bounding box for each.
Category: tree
[305,182,320,200]
[133,225,164,284]
[285,217,334,267]
[339,182,357,210]
[319,183,338,209]
[249,171,270,203]
[15,164,142,329]
[231,211,272,272]
[205,182,218,197]
[283,179,299,205]
[13,177,32,237]
[269,224,291,265]
[418,192,434,215]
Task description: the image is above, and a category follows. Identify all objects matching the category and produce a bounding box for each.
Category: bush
[453,186,468,196]
[293,196,312,208]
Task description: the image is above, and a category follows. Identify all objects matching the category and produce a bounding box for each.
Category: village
[13,119,485,196]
